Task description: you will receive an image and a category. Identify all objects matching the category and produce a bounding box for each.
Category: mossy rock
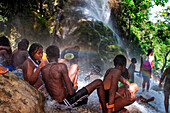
[0,71,45,113]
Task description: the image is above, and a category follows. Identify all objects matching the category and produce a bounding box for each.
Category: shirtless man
[159,67,170,113]
[0,36,12,66]
[42,45,107,113]
[103,55,139,113]
[12,41,28,69]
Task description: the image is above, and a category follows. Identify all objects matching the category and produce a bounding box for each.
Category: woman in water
[22,43,47,92]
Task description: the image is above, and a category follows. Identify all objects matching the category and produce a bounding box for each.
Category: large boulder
[0,71,45,113]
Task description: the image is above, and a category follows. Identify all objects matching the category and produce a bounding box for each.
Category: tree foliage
[119,0,170,71]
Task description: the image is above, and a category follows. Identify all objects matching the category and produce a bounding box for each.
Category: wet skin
[22,48,47,89]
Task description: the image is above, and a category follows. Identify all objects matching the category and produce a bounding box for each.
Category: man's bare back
[12,50,28,69]
[42,62,75,102]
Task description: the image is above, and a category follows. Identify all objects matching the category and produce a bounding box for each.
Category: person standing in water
[22,43,47,92]
[159,67,170,113]
[128,58,139,82]
[139,49,154,92]
[42,45,107,113]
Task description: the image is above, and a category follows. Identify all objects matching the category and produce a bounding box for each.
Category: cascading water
[45,0,168,112]
[77,0,123,46]
[76,0,168,113]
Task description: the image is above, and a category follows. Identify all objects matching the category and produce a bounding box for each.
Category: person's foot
[0,65,9,74]
[143,97,155,103]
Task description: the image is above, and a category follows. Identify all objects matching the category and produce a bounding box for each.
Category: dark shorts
[60,87,88,107]
[105,88,118,103]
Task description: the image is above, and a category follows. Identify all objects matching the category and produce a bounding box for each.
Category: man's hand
[124,83,139,100]
[124,85,131,99]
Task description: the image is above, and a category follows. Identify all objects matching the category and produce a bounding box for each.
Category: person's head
[46,45,60,60]
[147,49,154,56]
[0,36,11,47]
[18,41,27,50]
[114,54,126,72]
[131,58,137,63]
[21,39,29,50]
[29,43,43,62]
[73,45,80,51]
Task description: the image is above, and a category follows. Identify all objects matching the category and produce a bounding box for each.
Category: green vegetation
[0,0,169,74]
[119,0,169,73]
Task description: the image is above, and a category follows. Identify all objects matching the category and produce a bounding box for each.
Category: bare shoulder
[23,58,33,67]
[109,68,121,76]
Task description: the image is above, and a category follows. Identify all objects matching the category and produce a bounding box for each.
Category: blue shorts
[142,72,150,83]
[3,65,16,71]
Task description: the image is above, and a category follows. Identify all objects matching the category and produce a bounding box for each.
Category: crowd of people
[0,35,169,113]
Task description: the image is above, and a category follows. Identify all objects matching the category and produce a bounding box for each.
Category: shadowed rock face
[0,71,45,113]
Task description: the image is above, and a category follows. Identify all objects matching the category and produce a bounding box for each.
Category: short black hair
[21,39,29,47]
[131,58,137,63]
[0,36,11,47]
[114,54,126,66]
[46,45,60,59]
[18,41,27,50]
[147,49,154,55]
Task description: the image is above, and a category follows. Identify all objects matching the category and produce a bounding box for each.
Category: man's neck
[48,58,58,64]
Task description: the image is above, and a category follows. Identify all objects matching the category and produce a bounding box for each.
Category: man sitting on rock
[42,45,107,113]
[103,55,139,112]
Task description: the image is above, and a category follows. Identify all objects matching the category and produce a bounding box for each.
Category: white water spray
[77,0,123,46]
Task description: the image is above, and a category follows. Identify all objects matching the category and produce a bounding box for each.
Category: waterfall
[76,1,168,113]
[77,0,123,46]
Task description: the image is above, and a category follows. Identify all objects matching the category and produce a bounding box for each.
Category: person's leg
[142,77,146,92]
[146,77,150,92]
[164,92,169,113]
[131,73,134,83]
[85,79,107,113]
[111,83,138,112]
[68,64,79,88]
[114,87,137,112]
[136,96,154,103]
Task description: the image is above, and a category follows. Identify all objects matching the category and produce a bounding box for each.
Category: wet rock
[0,71,45,113]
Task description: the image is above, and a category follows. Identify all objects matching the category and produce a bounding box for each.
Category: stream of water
[45,0,169,112]
[76,0,169,112]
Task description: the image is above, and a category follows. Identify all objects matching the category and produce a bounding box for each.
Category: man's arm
[0,46,10,51]
[139,56,143,74]
[119,76,130,86]
[108,69,121,113]
[61,63,75,95]
[128,64,131,70]
[159,68,167,87]
[151,59,154,69]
